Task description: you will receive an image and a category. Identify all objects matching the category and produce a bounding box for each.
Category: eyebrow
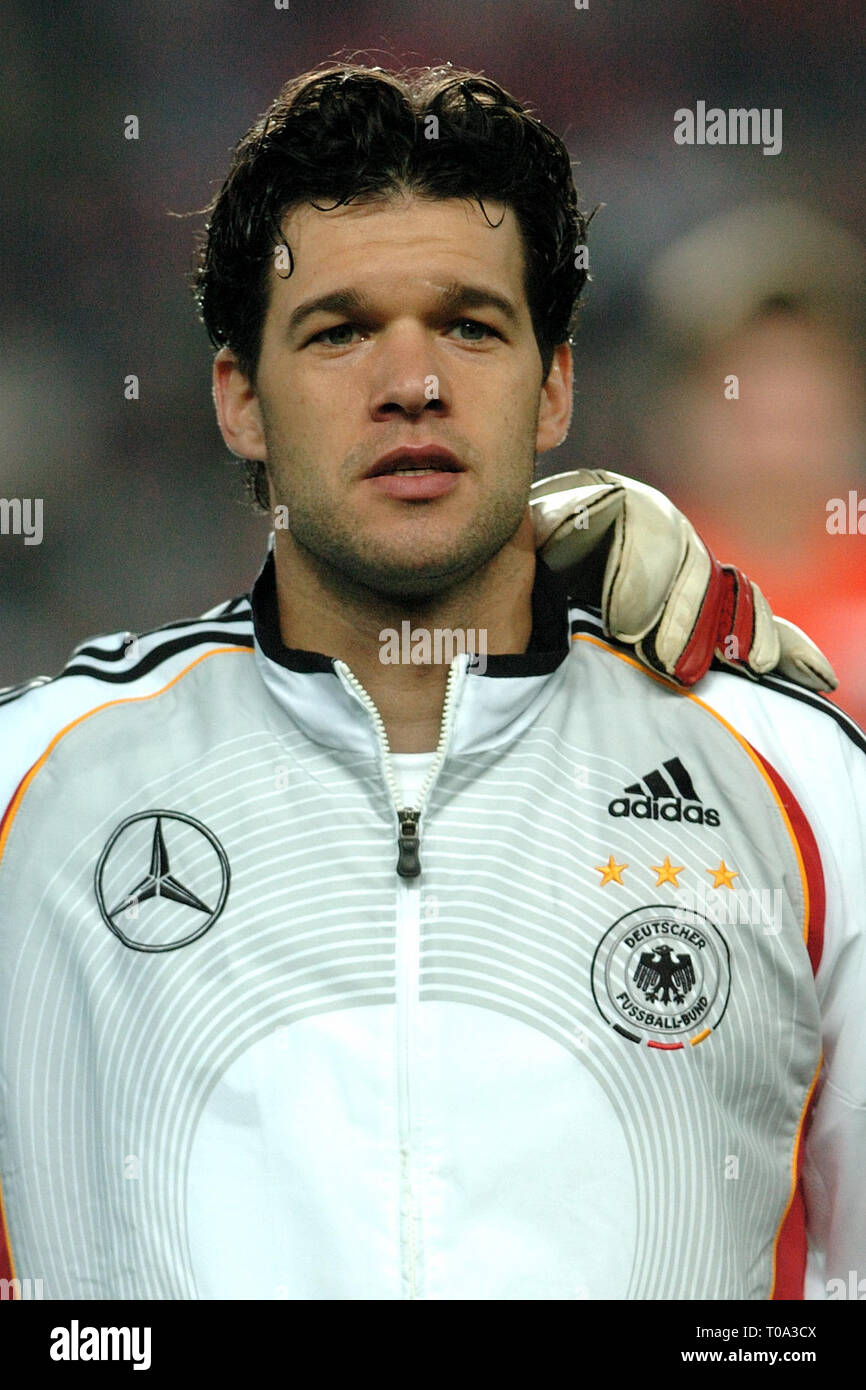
[284,282,521,338]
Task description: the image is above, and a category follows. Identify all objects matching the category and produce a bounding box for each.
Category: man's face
[217,192,571,598]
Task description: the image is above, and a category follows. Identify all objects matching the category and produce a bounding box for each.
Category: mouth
[362,445,465,502]
[363,445,464,479]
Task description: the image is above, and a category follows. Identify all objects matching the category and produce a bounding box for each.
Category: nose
[368,323,448,421]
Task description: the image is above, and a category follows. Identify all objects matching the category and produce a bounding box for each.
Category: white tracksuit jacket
[1,543,865,1300]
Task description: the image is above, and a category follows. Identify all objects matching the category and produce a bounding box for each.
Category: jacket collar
[250,538,573,754]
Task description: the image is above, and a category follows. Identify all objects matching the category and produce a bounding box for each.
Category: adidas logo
[607,756,721,826]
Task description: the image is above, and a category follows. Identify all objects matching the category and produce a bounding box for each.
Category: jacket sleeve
[801,719,866,1298]
[691,670,866,1300]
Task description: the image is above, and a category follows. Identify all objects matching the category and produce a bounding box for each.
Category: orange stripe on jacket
[571,633,813,939]
[755,751,826,1300]
[0,647,251,869]
[0,1171,17,1293]
[571,633,828,1298]
[770,1057,824,1301]
[0,645,252,1297]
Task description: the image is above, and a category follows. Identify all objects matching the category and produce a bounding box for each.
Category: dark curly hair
[194,62,591,510]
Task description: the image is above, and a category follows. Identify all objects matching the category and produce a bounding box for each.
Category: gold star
[651,855,685,887]
[594,854,628,886]
[706,859,738,890]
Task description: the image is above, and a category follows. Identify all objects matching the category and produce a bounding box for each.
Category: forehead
[269,193,529,310]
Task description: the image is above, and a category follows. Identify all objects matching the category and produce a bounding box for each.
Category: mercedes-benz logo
[94,810,230,952]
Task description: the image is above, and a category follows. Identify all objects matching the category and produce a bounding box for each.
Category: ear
[535,342,573,454]
[212,347,268,461]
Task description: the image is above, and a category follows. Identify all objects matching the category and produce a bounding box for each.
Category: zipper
[334,654,468,1299]
[397,873,421,1298]
[335,657,464,877]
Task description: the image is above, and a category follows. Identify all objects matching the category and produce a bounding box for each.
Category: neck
[272,515,536,752]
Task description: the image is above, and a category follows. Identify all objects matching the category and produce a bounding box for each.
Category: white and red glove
[530,469,837,692]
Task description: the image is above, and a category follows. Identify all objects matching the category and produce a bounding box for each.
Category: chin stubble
[285,490,528,600]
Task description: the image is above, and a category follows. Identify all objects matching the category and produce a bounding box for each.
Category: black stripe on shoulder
[214,595,251,617]
[569,610,866,757]
[754,672,866,758]
[61,630,254,685]
[569,604,604,627]
[569,612,637,661]
[72,606,252,664]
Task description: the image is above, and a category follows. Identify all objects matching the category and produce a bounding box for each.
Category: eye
[449,319,499,342]
[309,323,364,347]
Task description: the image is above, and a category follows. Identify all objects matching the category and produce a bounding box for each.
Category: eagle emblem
[591,905,730,1047]
[633,943,696,1005]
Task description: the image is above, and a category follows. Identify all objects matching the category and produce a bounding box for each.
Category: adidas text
[608,795,720,827]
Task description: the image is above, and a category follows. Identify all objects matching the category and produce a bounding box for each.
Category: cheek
[290,374,365,430]
[263,377,333,446]
[461,364,535,420]
[491,383,542,442]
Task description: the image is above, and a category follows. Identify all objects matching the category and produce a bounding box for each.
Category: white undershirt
[389,752,437,807]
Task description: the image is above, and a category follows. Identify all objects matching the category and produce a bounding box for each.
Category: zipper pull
[397,809,422,878]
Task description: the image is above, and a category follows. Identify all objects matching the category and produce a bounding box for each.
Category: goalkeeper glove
[530,469,837,692]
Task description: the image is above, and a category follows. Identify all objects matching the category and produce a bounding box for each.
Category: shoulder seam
[61,630,254,686]
[569,608,866,759]
[0,645,252,864]
[755,673,866,758]
[71,605,252,664]
[1,629,253,705]
[1,596,252,703]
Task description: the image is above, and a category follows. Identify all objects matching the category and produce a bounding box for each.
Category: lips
[363,445,463,480]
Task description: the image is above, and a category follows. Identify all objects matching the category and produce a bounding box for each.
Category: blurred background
[2,0,864,717]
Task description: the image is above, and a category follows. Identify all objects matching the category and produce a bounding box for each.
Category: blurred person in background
[641,200,866,723]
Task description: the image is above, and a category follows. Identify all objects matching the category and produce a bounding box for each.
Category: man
[0,64,862,1301]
